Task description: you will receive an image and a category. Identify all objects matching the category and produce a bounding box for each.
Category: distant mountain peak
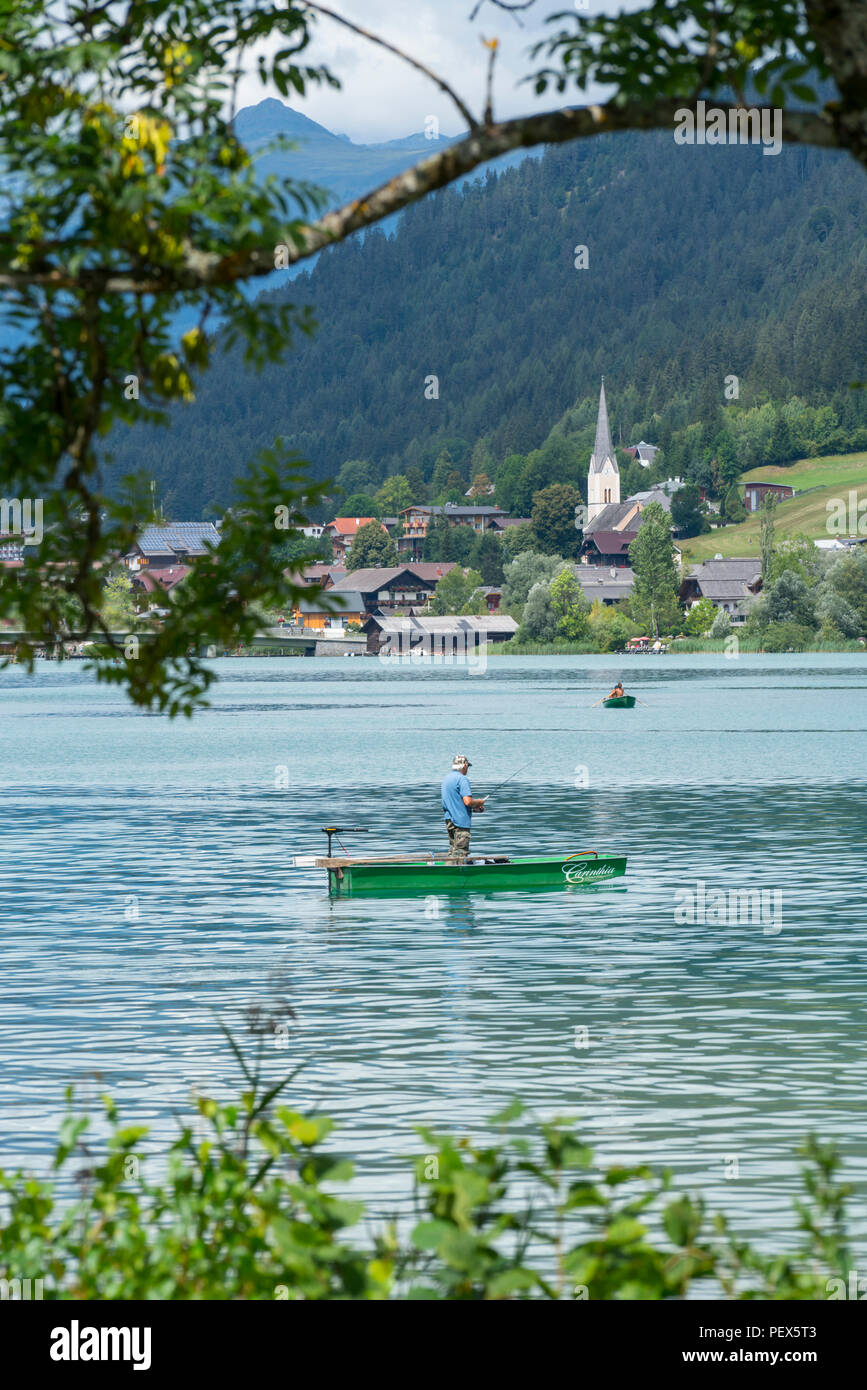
[234,98,458,152]
[234,98,344,146]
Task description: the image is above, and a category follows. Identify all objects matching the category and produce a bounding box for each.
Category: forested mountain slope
[109,125,867,517]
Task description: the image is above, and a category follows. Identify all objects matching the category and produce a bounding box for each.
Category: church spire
[587,378,620,524]
[589,378,616,476]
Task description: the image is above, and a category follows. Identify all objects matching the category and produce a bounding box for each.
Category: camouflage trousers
[445,819,472,864]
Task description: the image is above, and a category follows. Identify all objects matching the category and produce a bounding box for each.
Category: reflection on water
[0,654,865,1246]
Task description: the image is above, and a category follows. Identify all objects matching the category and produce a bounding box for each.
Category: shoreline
[490,639,865,656]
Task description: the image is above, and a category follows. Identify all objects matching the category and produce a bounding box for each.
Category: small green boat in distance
[603,695,636,708]
[310,849,627,897]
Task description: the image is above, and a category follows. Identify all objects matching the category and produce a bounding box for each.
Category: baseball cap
[452,753,471,768]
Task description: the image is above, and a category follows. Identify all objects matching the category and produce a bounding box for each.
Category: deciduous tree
[549,568,590,640]
[628,502,681,635]
[670,484,708,539]
[469,531,505,585]
[345,521,397,572]
[502,551,565,608]
[428,567,484,615]
[375,475,412,516]
[531,483,583,558]
[684,597,717,636]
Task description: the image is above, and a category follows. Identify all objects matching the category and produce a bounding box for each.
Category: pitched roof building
[362,613,518,655]
[623,440,660,467]
[680,557,763,620]
[130,564,191,596]
[124,522,220,569]
[323,516,387,564]
[576,567,635,603]
[296,590,367,629]
[329,562,456,614]
[284,563,347,588]
[397,503,507,558]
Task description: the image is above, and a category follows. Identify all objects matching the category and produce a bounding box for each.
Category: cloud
[235,0,594,142]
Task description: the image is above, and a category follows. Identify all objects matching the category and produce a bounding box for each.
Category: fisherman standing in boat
[441,754,485,863]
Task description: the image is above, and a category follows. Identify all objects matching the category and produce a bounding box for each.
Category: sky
[235,1,623,143]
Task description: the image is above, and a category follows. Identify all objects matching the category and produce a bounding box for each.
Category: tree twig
[482,38,499,125]
[304,1,480,131]
[469,0,537,23]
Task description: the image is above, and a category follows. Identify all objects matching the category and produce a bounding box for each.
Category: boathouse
[362,613,517,655]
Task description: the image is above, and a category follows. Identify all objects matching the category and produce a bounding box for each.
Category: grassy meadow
[680,452,867,564]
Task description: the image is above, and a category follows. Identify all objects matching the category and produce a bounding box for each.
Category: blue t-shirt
[441,770,472,828]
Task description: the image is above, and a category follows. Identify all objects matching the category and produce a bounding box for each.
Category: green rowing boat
[311,850,627,897]
[603,695,636,708]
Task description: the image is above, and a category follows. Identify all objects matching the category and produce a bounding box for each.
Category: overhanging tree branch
[0,100,839,295]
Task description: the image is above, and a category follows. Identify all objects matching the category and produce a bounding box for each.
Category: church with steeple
[587,378,620,524]
[581,378,652,567]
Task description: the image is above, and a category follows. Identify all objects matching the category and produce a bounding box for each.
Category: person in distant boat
[441,754,485,864]
[608,681,625,699]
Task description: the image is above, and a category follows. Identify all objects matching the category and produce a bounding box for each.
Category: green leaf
[604,1217,647,1245]
[411,1220,453,1251]
[486,1267,538,1297]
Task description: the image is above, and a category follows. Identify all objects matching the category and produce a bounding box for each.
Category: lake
[1,652,865,1249]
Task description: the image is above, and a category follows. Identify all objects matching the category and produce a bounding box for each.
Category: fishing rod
[479,759,534,804]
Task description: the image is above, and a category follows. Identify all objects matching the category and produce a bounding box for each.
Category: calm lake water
[1,652,865,1249]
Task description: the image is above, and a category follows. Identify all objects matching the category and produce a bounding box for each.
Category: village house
[576,567,635,605]
[292,563,457,628]
[0,535,35,568]
[122,521,220,570]
[742,481,796,513]
[680,557,763,623]
[294,589,366,631]
[129,564,191,601]
[284,563,346,589]
[327,563,456,614]
[622,440,661,468]
[397,503,507,559]
[323,516,388,564]
[580,524,637,567]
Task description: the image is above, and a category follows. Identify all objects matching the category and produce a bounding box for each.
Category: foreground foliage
[0,1032,855,1300]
